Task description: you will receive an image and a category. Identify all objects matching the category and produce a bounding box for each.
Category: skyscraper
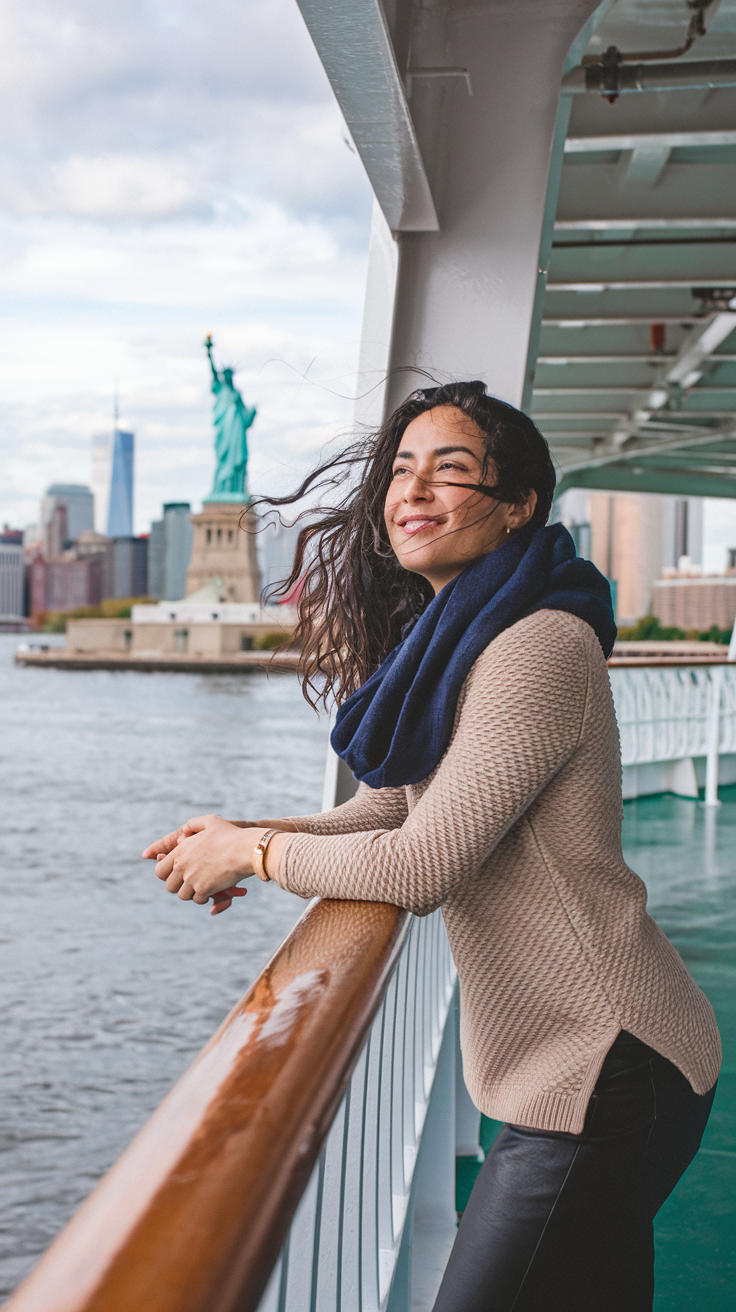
[40,484,94,557]
[148,504,193,601]
[92,429,134,537]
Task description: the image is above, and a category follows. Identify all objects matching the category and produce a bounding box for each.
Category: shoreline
[14,648,300,674]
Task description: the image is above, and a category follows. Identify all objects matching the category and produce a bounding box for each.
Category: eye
[392,464,411,477]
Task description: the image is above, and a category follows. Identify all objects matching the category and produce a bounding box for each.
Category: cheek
[384,489,400,527]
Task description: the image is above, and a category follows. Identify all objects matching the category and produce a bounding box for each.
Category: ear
[508,489,538,529]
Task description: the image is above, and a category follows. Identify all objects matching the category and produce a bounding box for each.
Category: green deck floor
[455,788,736,1309]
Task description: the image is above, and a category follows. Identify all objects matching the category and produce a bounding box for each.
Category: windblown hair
[255,380,556,709]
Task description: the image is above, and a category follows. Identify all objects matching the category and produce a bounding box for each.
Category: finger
[211,885,247,915]
[180,814,218,836]
[155,852,176,881]
[165,868,185,894]
[191,890,210,905]
[142,827,184,859]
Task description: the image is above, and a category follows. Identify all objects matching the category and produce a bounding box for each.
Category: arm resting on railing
[233,782,409,836]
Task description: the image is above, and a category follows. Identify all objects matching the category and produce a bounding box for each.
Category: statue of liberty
[204,335,257,501]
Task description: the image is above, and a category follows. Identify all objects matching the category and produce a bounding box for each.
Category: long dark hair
[256,381,556,709]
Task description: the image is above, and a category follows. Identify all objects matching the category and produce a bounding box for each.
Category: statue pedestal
[186,501,261,603]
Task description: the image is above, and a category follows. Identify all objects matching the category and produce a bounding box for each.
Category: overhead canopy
[537,0,736,499]
[297,0,736,498]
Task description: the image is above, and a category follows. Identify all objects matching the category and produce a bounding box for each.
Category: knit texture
[279,610,721,1134]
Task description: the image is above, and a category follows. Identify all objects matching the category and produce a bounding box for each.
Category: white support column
[354,201,401,430]
[384,0,603,414]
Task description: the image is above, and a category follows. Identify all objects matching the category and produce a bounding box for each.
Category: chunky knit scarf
[331,522,616,788]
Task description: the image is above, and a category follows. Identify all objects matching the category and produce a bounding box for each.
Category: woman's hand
[144,814,265,912]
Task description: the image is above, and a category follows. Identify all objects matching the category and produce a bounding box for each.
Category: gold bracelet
[252,828,279,882]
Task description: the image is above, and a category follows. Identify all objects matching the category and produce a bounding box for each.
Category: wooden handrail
[6,898,411,1312]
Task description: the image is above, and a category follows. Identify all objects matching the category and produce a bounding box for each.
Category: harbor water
[0,634,328,1298]
[1,634,733,1306]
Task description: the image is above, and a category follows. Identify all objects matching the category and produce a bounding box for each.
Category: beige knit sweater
[274,610,721,1134]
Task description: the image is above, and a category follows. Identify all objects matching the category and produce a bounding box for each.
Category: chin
[398,550,443,576]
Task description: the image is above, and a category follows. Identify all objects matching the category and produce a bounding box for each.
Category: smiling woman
[144,381,720,1311]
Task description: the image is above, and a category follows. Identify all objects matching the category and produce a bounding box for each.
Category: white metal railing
[609,663,736,804]
[256,909,459,1312]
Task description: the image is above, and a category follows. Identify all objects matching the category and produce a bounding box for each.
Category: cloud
[1,152,207,221]
[0,1,375,532]
[0,1,370,225]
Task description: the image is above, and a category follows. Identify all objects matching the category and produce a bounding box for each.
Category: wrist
[252,828,279,882]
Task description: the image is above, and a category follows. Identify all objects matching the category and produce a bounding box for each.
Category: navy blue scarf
[331,522,616,789]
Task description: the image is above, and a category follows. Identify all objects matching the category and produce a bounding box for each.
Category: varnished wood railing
[5,898,411,1312]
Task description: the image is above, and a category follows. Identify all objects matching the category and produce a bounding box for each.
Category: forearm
[284,782,409,835]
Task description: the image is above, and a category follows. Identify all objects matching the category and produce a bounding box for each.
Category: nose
[403,470,433,502]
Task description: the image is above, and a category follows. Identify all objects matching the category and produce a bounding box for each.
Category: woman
[144,381,720,1311]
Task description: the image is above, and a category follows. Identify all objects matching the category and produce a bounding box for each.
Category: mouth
[397,514,445,536]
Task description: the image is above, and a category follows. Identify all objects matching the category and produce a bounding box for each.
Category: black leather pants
[433,1032,716,1312]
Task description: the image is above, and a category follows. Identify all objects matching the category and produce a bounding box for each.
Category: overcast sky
[0,0,374,533]
[3,0,736,568]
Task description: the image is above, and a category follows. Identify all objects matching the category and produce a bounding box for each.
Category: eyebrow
[394,445,480,460]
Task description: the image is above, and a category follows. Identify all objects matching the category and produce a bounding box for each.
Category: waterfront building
[66,588,295,657]
[40,485,94,558]
[259,517,301,596]
[652,567,736,632]
[28,531,149,617]
[148,503,193,601]
[0,528,24,622]
[560,492,704,625]
[102,536,148,600]
[147,518,165,600]
[92,429,135,537]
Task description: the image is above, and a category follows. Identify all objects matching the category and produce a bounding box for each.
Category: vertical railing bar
[421,918,430,1094]
[388,965,400,1241]
[276,1235,290,1312]
[309,1148,327,1312]
[358,1030,373,1312]
[399,940,411,1193]
[335,1086,351,1312]
[374,998,388,1301]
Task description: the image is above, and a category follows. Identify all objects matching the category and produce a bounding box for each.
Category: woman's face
[383,405,536,595]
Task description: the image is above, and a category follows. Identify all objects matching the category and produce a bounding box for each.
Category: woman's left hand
[151,815,264,908]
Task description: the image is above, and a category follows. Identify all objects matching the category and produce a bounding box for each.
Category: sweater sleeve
[286,780,409,834]
[275,612,590,913]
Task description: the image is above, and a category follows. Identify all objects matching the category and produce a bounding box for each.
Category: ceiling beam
[556,464,736,499]
[554,218,736,230]
[533,386,736,395]
[547,280,736,291]
[295,0,438,232]
[564,131,736,152]
[542,316,701,326]
[663,314,736,388]
[537,354,677,363]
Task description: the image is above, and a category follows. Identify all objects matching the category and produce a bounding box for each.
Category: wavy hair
[255,381,556,709]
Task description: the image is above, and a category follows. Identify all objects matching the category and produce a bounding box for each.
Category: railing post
[405,990,459,1312]
[704,666,724,807]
